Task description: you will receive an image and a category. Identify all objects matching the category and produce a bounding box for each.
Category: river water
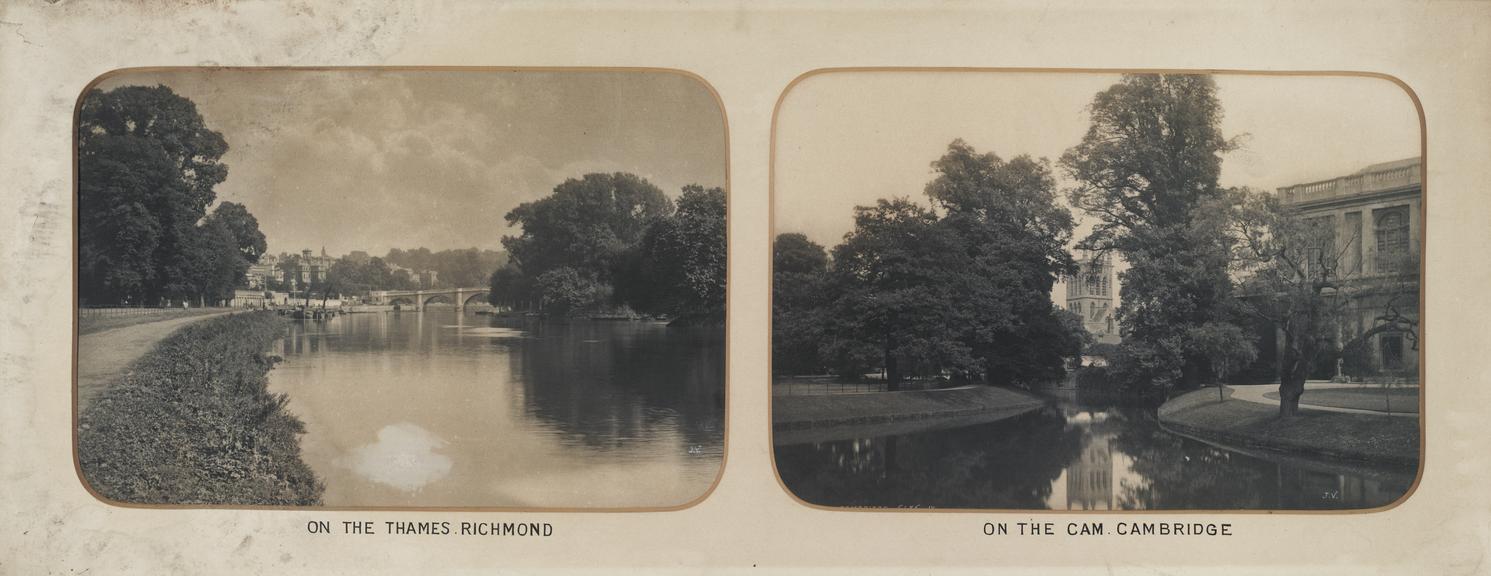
[775,398,1416,510]
[268,309,725,508]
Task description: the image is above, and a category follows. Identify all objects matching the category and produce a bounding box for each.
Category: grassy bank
[78,312,324,505]
[1159,388,1420,469]
[773,386,1046,445]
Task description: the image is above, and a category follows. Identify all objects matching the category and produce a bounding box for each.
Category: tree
[503,172,673,282]
[616,185,727,323]
[926,140,1080,387]
[1230,190,1418,416]
[77,84,261,307]
[208,202,267,263]
[499,172,673,313]
[79,85,229,211]
[488,263,535,310]
[535,267,611,316]
[822,198,974,388]
[77,136,172,304]
[1060,74,1247,392]
[772,233,831,375]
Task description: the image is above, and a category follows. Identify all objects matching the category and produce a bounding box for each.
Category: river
[774,397,1416,510]
[268,308,725,508]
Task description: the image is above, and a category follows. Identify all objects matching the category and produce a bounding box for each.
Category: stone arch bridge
[369,287,491,311]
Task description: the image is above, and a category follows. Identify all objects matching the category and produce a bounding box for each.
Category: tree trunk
[885,354,902,392]
[1277,328,1316,417]
[1278,375,1304,417]
[884,334,901,392]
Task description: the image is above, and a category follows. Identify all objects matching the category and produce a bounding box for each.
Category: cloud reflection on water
[339,422,454,492]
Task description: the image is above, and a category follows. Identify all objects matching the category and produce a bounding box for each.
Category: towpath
[76,311,233,412]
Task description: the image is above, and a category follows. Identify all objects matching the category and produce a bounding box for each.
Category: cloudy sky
[774,71,1421,251]
[94,69,727,256]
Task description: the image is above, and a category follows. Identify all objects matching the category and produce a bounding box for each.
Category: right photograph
[770,70,1423,511]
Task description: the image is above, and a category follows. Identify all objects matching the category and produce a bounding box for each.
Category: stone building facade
[1275,157,1422,379]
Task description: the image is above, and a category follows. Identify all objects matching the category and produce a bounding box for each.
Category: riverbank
[78,307,228,336]
[78,312,324,505]
[773,385,1046,445]
[1158,387,1420,469]
[76,310,234,412]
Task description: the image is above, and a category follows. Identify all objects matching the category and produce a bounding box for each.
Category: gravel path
[1228,383,1419,418]
[76,311,234,412]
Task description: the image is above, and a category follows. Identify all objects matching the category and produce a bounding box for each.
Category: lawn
[1160,388,1420,468]
[1263,387,1419,414]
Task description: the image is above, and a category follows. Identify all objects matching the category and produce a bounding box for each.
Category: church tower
[1065,251,1119,344]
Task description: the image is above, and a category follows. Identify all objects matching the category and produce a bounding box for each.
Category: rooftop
[1278,157,1422,206]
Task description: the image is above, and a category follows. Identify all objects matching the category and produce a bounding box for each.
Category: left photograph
[73,68,728,509]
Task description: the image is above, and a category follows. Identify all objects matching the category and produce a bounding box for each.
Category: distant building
[245,253,279,289]
[418,269,439,289]
[283,248,334,291]
[1268,157,1422,379]
[1066,252,1120,345]
[228,289,268,308]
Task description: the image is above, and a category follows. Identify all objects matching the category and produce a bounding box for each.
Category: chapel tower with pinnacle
[1065,251,1119,344]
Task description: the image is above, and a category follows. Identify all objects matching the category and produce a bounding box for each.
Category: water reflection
[269,309,725,508]
[775,399,1414,510]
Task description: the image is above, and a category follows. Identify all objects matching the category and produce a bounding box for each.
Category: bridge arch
[387,296,416,306]
[462,291,491,308]
[421,294,456,307]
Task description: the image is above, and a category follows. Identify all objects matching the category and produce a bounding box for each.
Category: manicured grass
[1160,388,1420,468]
[78,312,324,505]
[1263,387,1420,414]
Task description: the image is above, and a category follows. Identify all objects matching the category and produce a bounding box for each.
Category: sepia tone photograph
[73,68,727,509]
[772,71,1422,510]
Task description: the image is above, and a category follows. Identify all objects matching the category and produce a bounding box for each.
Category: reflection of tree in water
[776,407,1083,508]
[1109,409,1412,510]
[1109,411,1273,510]
[512,320,725,451]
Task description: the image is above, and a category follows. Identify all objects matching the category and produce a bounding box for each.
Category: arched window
[1374,206,1410,272]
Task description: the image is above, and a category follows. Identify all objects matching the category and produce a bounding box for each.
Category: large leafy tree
[925,140,1081,387]
[1230,190,1418,416]
[79,85,229,209]
[503,172,673,281]
[1060,74,1248,392]
[772,233,830,376]
[822,197,974,388]
[615,185,727,322]
[500,172,673,314]
[207,202,267,263]
[78,84,261,306]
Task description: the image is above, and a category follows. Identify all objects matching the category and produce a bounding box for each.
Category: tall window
[1374,206,1410,273]
[1380,332,1405,371]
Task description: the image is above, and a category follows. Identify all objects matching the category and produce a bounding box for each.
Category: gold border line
[71,66,732,513]
[765,66,1427,516]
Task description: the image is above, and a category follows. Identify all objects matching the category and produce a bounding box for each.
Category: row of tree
[774,75,1420,416]
[488,173,727,324]
[79,85,267,307]
[774,140,1089,389]
[384,247,507,288]
[269,248,509,296]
